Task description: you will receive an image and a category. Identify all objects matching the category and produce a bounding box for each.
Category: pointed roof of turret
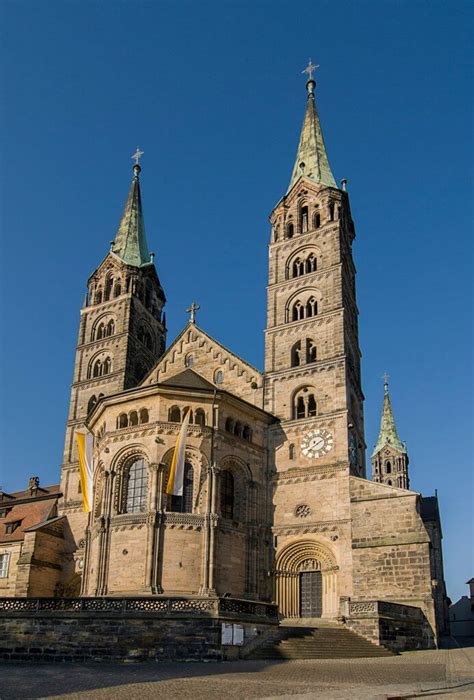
[111,154,152,268]
[372,377,407,457]
[288,64,337,192]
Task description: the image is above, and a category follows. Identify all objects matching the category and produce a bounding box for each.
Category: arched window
[243,425,252,441]
[139,408,149,424]
[170,462,194,513]
[291,341,302,367]
[103,357,111,375]
[273,225,279,242]
[195,409,206,427]
[387,479,392,486]
[114,283,121,298]
[105,277,113,301]
[292,300,304,321]
[129,411,138,426]
[314,212,321,229]
[185,354,194,368]
[306,297,318,318]
[96,323,105,340]
[93,359,102,378]
[87,395,97,414]
[183,407,194,424]
[385,461,392,474]
[300,206,309,233]
[169,406,181,422]
[214,369,224,385]
[286,223,294,239]
[289,443,295,460]
[292,258,305,278]
[225,417,234,433]
[220,471,234,520]
[107,320,115,337]
[306,254,317,273]
[125,458,148,513]
[95,289,103,304]
[117,413,128,429]
[328,201,335,221]
[234,421,243,438]
[307,339,317,363]
[293,388,317,419]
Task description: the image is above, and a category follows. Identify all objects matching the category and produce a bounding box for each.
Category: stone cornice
[266,263,341,293]
[271,462,348,482]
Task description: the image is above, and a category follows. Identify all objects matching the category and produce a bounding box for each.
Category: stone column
[150,463,165,594]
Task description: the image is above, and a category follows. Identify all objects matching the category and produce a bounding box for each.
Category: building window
[139,408,149,424]
[291,340,302,367]
[290,298,318,322]
[286,223,294,239]
[289,443,295,460]
[292,258,305,278]
[225,417,234,433]
[5,521,21,535]
[306,297,318,318]
[170,462,194,513]
[185,354,194,368]
[0,553,10,578]
[293,388,317,419]
[243,425,252,441]
[195,409,206,427]
[169,406,181,422]
[87,395,97,414]
[314,212,321,229]
[300,206,309,233]
[385,461,392,474]
[214,369,224,384]
[129,411,138,426]
[306,254,317,273]
[125,458,148,513]
[117,413,128,428]
[307,339,317,363]
[220,471,234,520]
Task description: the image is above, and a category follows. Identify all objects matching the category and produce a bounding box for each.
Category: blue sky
[0,0,472,602]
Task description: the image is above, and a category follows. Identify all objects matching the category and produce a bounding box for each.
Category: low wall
[345,600,436,652]
[0,596,278,663]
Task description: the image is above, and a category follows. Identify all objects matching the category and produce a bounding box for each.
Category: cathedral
[0,70,449,649]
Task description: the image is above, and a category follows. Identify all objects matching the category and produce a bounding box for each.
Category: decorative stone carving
[295,504,312,518]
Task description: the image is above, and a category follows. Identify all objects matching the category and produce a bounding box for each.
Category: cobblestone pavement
[0,647,472,700]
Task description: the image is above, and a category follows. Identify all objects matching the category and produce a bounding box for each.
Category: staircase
[247,621,394,660]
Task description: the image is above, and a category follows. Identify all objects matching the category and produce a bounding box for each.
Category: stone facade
[2,74,449,651]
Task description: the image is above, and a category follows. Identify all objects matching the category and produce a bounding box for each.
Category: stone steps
[248,623,394,659]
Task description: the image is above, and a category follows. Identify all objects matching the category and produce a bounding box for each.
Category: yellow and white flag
[76,428,94,513]
[166,409,191,496]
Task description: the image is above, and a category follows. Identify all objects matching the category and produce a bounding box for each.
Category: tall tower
[60,159,166,539]
[264,69,365,476]
[371,378,409,488]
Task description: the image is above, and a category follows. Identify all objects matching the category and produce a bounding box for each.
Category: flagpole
[200,388,217,595]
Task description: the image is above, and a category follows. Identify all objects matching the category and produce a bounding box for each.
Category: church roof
[161,368,217,391]
[372,380,407,457]
[111,163,152,268]
[288,77,337,192]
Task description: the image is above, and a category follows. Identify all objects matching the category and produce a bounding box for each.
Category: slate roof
[161,368,217,391]
[372,383,407,457]
[111,164,152,268]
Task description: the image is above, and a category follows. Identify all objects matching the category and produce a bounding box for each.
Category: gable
[141,324,264,407]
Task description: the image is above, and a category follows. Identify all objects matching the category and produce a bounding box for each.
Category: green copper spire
[372,377,407,457]
[111,152,152,268]
[288,64,337,192]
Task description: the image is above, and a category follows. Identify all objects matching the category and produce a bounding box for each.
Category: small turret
[371,376,409,489]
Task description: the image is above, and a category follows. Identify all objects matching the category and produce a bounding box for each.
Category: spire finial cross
[382,371,390,393]
[302,58,319,82]
[186,301,200,324]
[131,147,144,165]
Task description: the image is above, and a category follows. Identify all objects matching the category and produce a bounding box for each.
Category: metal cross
[132,147,144,165]
[186,302,200,324]
[302,59,319,81]
[382,371,390,386]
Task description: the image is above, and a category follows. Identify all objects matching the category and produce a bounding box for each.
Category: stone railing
[0,596,278,621]
[348,599,425,621]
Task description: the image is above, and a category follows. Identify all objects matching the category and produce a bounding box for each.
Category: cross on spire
[186,302,200,324]
[131,147,144,165]
[382,371,390,393]
[302,58,319,82]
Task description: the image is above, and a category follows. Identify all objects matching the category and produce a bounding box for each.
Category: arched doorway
[275,540,338,619]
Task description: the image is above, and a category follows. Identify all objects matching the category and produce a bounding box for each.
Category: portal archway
[275,539,338,619]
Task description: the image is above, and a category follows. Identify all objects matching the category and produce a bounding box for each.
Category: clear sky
[0,0,472,602]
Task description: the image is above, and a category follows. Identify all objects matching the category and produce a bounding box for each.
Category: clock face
[301,429,334,458]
